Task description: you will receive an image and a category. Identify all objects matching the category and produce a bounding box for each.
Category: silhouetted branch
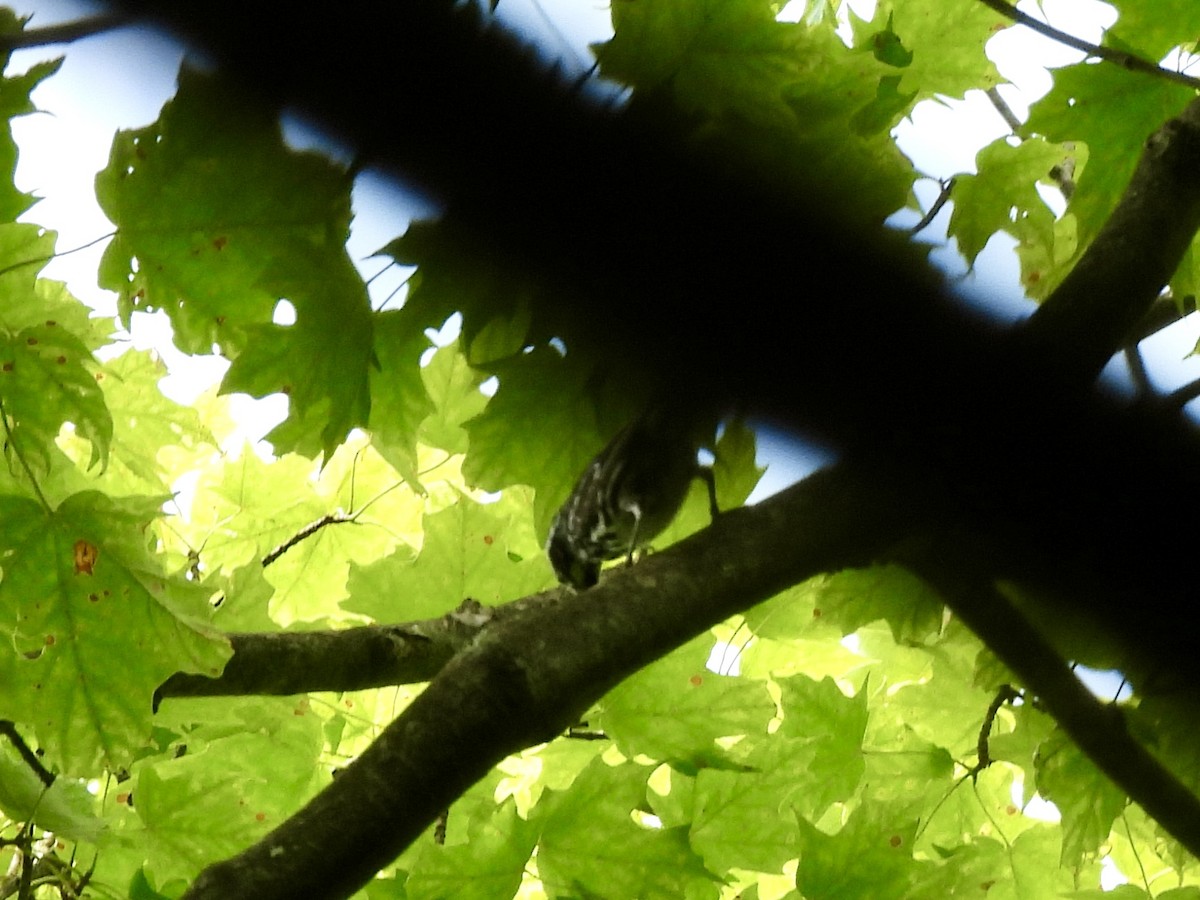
[0,14,129,51]
[909,178,955,236]
[1023,96,1200,381]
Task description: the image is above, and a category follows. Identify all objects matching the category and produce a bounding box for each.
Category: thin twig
[260,463,412,568]
[0,14,131,52]
[985,87,1023,134]
[0,721,54,788]
[909,178,955,236]
[261,513,356,568]
[1048,159,1075,201]
[0,231,116,281]
[978,0,1200,90]
[970,684,1018,779]
[985,88,1076,199]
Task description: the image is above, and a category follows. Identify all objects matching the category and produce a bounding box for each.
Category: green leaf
[418,341,488,456]
[850,75,917,137]
[795,802,922,899]
[866,13,913,68]
[462,346,607,536]
[989,701,1056,783]
[0,492,231,774]
[0,49,63,221]
[219,251,373,460]
[539,758,719,900]
[596,0,807,129]
[0,745,107,842]
[0,319,113,472]
[712,419,764,510]
[860,718,954,814]
[880,621,996,754]
[1025,63,1193,294]
[859,0,1006,99]
[808,564,944,644]
[774,674,868,807]
[981,824,1080,900]
[654,418,763,552]
[599,635,774,767]
[343,488,547,621]
[94,65,370,459]
[1034,729,1126,866]
[131,700,323,884]
[597,0,916,225]
[96,349,216,490]
[689,750,810,874]
[1108,0,1200,58]
[404,801,539,900]
[367,308,436,482]
[0,225,110,341]
[949,138,1072,267]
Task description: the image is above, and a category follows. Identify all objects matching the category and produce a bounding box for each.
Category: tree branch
[985,86,1023,134]
[172,446,1200,897]
[1022,95,1200,381]
[0,14,130,52]
[155,598,531,705]
[89,1,1200,893]
[260,513,356,568]
[914,554,1200,857]
[908,178,955,236]
[0,721,53,787]
[975,0,1200,91]
[180,464,925,900]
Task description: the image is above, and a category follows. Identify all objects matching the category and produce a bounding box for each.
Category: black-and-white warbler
[546,404,719,589]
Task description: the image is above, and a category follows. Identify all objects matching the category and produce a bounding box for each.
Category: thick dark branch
[180,464,923,900]
[176,444,1200,897]
[88,2,1200,892]
[155,598,536,705]
[1023,96,1200,381]
[916,557,1200,856]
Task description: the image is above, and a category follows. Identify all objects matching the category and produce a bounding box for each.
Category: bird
[545,403,720,589]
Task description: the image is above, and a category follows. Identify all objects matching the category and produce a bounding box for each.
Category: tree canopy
[3,0,1200,898]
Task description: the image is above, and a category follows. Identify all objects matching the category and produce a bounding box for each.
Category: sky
[5,0,1200,495]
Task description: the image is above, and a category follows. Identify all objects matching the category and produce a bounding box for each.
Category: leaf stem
[0,720,54,787]
[908,178,954,236]
[0,230,116,281]
[0,397,52,513]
